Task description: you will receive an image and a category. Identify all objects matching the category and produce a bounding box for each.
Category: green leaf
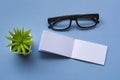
[23,40,33,45]
[21,28,24,34]
[23,29,31,37]
[11,45,19,52]
[16,27,20,33]
[23,44,31,52]
[9,31,14,36]
[5,36,12,40]
[20,44,26,55]
[17,46,21,54]
[14,27,20,36]
[23,40,31,43]
[7,43,18,47]
[25,36,32,40]
[5,36,16,41]
[14,28,17,34]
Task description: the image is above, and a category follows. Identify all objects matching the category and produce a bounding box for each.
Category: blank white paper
[71,39,108,65]
[39,31,74,57]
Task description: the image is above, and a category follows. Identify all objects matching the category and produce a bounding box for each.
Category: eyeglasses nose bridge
[70,17,77,20]
[69,18,77,25]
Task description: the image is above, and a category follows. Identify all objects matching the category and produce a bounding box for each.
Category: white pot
[10,44,31,56]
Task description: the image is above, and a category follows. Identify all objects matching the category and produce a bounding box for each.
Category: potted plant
[5,28,33,56]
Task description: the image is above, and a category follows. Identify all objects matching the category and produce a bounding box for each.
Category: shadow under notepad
[72,58,104,66]
[39,51,69,59]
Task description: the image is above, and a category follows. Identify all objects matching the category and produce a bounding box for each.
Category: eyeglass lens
[52,19,70,30]
[77,18,95,28]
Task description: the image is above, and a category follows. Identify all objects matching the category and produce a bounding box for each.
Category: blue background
[0,0,119,80]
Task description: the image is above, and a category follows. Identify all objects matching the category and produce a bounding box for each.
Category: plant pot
[6,28,33,56]
[10,45,31,56]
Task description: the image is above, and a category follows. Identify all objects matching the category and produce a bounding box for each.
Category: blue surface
[0,0,120,80]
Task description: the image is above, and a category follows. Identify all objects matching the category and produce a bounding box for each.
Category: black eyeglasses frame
[48,14,99,31]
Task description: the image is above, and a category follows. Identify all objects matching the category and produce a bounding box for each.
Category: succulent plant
[5,28,33,56]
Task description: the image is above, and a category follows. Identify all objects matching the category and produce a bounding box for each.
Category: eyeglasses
[48,14,99,31]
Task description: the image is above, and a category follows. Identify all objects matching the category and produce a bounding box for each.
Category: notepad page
[71,39,108,65]
[39,31,74,57]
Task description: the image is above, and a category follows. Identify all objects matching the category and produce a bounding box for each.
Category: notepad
[39,31,108,65]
